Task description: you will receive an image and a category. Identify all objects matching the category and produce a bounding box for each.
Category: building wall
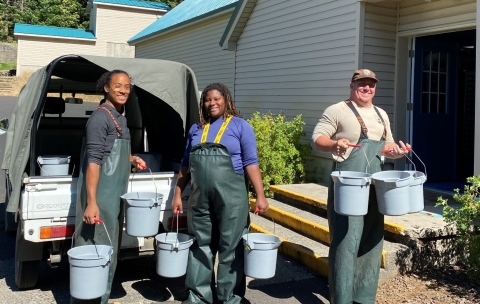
[234,0,359,182]
[363,2,397,123]
[135,12,235,91]
[15,4,164,75]
[16,38,97,75]
[95,4,163,57]
[398,0,476,35]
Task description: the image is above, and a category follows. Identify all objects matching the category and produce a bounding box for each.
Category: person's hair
[96,70,130,96]
[198,83,240,127]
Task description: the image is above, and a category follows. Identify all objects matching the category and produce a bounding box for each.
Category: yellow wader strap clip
[201,116,233,144]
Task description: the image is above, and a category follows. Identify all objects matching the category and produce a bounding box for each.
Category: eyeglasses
[357,82,376,88]
[110,83,133,92]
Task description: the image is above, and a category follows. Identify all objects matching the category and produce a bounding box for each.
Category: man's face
[350,79,377,106]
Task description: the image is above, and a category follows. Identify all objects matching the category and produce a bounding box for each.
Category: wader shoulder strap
[373,106,387,140]
[97,106,121,138]
[344,100,368,140]
[201,116,233,144]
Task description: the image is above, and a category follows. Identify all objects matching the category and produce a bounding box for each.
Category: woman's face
[204,89,226,119]
[104,73,131,110]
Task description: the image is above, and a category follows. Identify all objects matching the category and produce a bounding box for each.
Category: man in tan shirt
[311,69,410,304]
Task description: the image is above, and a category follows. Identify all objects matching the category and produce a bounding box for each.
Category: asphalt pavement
[0,96,330,303]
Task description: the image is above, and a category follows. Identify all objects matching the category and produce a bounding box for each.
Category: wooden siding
[398,0,476,35]
[363,2,397,122]
[96,4,163,56]
[135,13,235,91]
[234,0,359,137]
[16,38,97,75]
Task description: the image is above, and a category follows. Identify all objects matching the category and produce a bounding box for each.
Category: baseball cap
[351,69,379,83]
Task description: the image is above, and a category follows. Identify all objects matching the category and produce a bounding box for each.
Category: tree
[22,0,84,29]
[0,0,27,40]
[150,0,184,9]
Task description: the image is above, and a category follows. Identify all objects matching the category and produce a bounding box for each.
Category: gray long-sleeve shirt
[86,103,130,165]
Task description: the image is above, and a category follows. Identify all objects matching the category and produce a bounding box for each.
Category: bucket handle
[406,148,427,178]
[245,208,276,251]
[71,219,113,262]
[130,167,159,202]
[334,143,374,174]
[37,158,51,176]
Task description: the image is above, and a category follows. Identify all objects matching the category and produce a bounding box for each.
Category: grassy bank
[0,62,16,71]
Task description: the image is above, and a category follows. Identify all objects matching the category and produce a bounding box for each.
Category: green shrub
[248,112,311,197]
[436,175,480,281]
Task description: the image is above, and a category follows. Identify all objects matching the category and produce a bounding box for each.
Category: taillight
[40,225,75,239]
[168,216,188,230]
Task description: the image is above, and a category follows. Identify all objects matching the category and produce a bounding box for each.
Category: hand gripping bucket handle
[71,219,113,260]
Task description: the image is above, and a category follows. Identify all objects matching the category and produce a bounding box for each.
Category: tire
[15,226,40,289]
[4,181,18,236]
[5,190,17,236]
[15,259,40,289]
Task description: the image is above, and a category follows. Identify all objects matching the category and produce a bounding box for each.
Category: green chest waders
[327,101,387,304]
[185,116,249,304]
[72,107,131,304]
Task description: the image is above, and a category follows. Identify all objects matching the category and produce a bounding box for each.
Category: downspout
[474,0,480,174]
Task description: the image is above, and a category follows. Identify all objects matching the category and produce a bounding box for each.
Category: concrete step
[249,209,406,282]
[269,183,453,244]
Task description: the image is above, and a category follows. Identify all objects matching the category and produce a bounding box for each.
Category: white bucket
[155,232,195,278]
[68,245,112,299]
[404,171,427,213]
[243,233,282,279]
[331,171,372,216]
[121,192,163,237]
[37,155,70,176]
[371,171,413,216]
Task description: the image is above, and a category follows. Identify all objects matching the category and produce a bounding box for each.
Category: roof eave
[220,0,257,51]
[94,2,169,13]
[128,3,237,45]
[14,33,97,42]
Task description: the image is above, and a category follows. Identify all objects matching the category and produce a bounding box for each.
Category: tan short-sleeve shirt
[311,101,394,161]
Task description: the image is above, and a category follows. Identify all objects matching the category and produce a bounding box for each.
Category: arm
[245,164,269,213]
[84,163,101,224]
[172,167,191,214]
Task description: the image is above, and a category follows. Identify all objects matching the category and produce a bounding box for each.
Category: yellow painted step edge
[268,185,407,235]
[250,200,386,268]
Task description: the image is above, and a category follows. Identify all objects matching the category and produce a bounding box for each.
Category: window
[421,51,448,114]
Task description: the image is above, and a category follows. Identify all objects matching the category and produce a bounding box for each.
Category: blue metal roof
[129,0,239,44]
[14,24,96,39]
[94,0,170,10]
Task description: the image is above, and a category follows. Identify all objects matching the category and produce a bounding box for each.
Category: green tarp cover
[2,55,200,213]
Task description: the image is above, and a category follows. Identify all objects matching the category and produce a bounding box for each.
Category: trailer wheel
[15,226,40,289]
